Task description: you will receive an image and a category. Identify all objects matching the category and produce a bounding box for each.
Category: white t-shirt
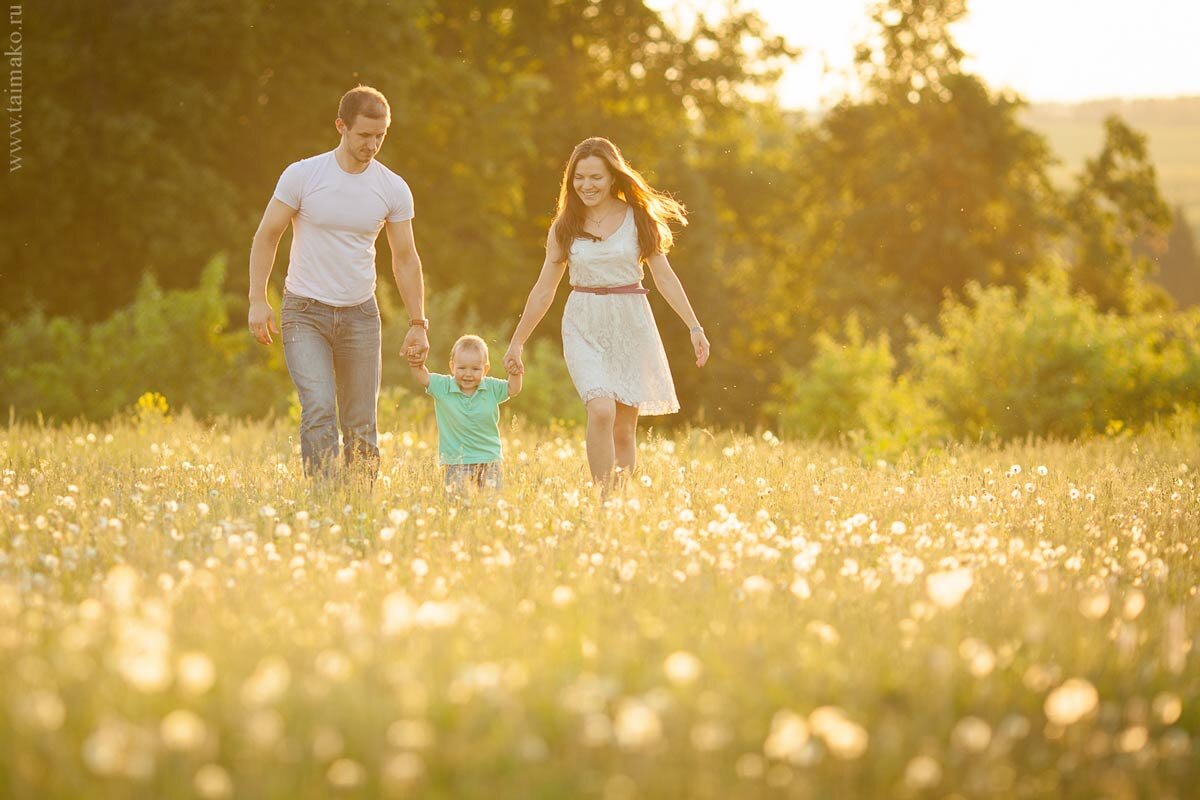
[272,150,414,306]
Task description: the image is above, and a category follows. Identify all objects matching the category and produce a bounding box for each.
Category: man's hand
[503,342,524,375]
[403,326,430,365]
[249,300,279,346]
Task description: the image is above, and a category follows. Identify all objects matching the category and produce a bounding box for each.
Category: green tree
[1065,115,1172,312]
[797,0,1059,341]
[1155,206,1200,307]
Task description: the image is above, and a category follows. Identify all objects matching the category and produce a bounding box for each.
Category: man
[248,85,429,478]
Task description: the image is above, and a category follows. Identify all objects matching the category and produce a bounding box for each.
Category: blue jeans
[281,290,381,479]
[443,462,502,494]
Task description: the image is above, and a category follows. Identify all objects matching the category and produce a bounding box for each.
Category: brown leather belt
[571,283,648,295]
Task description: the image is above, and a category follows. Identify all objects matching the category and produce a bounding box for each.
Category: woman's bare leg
[585,397,617,486]
[613,402,639,475]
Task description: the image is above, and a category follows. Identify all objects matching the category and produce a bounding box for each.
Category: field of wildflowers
[0,410,1196,798]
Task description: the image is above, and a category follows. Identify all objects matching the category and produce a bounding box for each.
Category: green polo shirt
[426,373,510,465]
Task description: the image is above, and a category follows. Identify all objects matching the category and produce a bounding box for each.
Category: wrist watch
[410,318,429,330]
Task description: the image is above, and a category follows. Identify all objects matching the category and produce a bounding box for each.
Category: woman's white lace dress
[561,207,680,415]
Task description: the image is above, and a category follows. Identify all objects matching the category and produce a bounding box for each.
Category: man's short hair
[338,86,391,130]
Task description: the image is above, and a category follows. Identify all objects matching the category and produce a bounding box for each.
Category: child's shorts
[443,462,502,493]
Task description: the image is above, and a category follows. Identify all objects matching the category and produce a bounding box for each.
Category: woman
[504,137,710,487]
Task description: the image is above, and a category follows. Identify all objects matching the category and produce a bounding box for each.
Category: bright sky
[649,0,1200,109]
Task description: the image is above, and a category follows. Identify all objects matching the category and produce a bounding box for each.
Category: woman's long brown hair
[550,137,687,263]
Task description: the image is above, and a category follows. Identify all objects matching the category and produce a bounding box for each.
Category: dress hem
[578,388,680,416]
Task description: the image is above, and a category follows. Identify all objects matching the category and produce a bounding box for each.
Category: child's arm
[410,362,431,389]
[505,364,523,398]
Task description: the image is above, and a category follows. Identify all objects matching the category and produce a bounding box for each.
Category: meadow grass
[0,412,1196,799]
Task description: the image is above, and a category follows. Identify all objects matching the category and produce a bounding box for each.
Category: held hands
[403,326,430,366]
[503,343,525,376]
[691,328,711,367]
[248,301,279,346]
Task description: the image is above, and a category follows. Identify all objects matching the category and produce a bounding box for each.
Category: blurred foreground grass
[0,413,1197,799]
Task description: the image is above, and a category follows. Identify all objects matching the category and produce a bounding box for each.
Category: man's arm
[385,219,429,364]
[248,198,297,346]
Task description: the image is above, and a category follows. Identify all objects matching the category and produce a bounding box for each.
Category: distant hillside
[1022,97,1200,235]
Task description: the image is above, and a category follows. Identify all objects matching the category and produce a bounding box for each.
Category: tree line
[3,0,1195,434]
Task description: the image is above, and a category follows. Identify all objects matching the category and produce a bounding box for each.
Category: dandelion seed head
[551,585,576,607]
[193,764,233,799]
[1044,678,1099,726]
[240,657,291,707]
[1079,590,1110,620]
[579,712,613,747]
[790,577,812,600]
[177,652,216,694]
[809,706,868,759]
[115,622,172,693]
[326,758,365,789]
[13,688,66,731]
[160,709,207,751]
[1117,725,1149,753]
[763,710,810,762]
[614,699,663,750]
[663,651,702,686]
[243,708,284,748]
[104,565,141,609]
[82,717,156,780]
[383,751,425,785]
[926,568,973,608]
[387,718,435,750]
[742,575,772,595]
[690,719,732,751]
[904,755,942,789]
[315,649,354,682]
[951,716,992,753]
[1154,693,1182,725]
[413,601,460,629]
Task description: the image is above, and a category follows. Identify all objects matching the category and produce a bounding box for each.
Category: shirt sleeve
[387,176,415,223]
[272,160,307,210]
[427,373,456,398]
[488,376,510,405]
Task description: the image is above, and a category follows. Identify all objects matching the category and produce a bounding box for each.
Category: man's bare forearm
[392,254,426,321]
[249,233,281,304]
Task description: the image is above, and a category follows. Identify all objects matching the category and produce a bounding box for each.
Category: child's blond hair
[450,334,490,365]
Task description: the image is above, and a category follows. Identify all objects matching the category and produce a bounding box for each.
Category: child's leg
[444,464,473,494]
[474,462,502,491]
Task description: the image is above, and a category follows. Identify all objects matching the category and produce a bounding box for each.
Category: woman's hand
[503,342,525,375]
[691,328,710,367]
